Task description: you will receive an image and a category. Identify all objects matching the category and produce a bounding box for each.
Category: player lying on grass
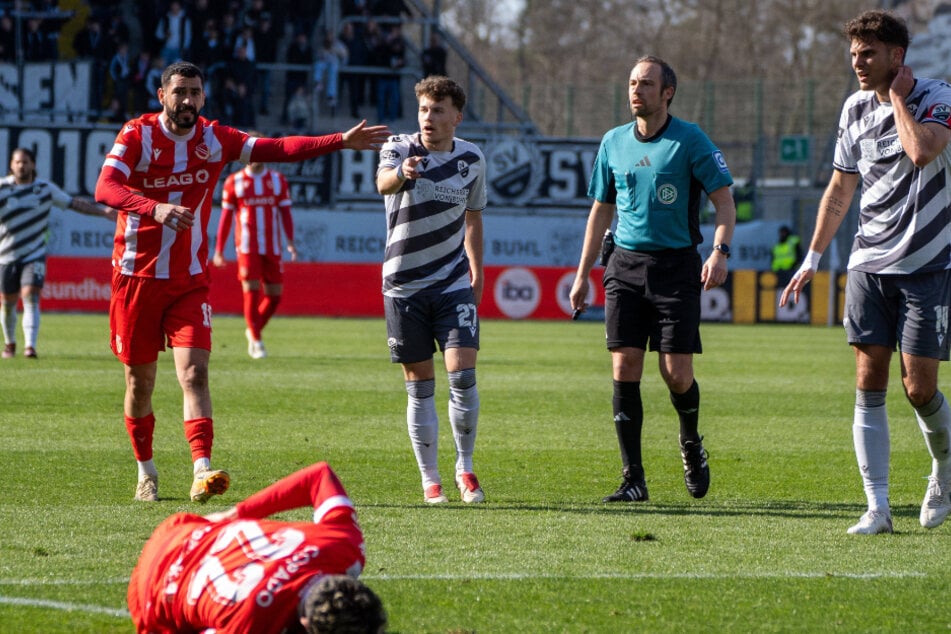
[128,461,386,633]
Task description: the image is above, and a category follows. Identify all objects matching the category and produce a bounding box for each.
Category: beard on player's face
[166,104,199,129]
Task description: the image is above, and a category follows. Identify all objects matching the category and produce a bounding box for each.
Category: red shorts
[237,252,284,285]
[110,272,213,365]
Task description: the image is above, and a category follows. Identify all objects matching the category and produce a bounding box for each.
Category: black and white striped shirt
[0,175,72,265]
[377,133,487,298]
[834,77,951,275]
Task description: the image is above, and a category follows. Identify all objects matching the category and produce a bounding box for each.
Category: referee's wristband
[801,249,822,272]
[396,164,407,181]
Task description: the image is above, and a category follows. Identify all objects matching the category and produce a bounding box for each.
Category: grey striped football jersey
[0,175,72,265]
[834,77,951,275]
[378,133,487,298]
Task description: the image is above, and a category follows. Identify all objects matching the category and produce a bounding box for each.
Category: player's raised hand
[401,155,425,180]
[890,65,915,101]
[341,120,392,150]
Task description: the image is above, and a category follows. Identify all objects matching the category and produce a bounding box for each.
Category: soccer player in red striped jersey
[96,61,390,504]
[213,135,295,360]
[128,461,387,634]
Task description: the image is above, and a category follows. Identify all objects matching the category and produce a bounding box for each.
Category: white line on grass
[0,578,129,586]
[0,570,927,618]
[0,596,129,618]
[3,570,927,589]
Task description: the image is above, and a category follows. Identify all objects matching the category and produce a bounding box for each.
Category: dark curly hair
[414,75,466,111]
[844,10,910,53]
[300,575,387,634]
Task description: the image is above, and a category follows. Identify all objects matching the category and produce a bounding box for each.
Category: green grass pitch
[0,314,949,632]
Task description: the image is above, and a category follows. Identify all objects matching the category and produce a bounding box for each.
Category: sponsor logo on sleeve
[928,103,951,123]
[713,150,729,174]
[381,149,401,163]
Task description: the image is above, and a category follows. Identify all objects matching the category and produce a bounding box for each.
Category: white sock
[1,300,16,344]
[137,460,157,480]
[21,295,39,349]
[854,389,890,513]
[914,391,951,479]
[448,369,479,474]
[193,457,211,474]
[406,379,440,487]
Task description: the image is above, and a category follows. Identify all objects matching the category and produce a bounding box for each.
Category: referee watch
[713,243,731,258]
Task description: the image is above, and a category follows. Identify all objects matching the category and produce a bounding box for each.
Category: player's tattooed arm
[824,194,848,218]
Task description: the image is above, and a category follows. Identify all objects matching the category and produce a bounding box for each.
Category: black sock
[613,380,643,476]
[670,380,700,443]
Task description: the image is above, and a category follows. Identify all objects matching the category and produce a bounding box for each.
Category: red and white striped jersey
[219,167,294,258]
[128,463,366,634]
[100,113,255,279]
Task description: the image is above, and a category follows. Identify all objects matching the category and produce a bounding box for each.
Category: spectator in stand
[191,20,230,119]
[105,10,130,52]
[287,85,311,131]
[144,55,164,111]
[23,17,57,62]
[371,0,411,21]
[228,43,257,127]
[342,0,372,22]
[365,20,386,114]
[0,15,15,62]
[374,23,405,122]
[190,0,214,36]
[282,31,314,125]
[34,2,66,55]
[154,1,192,63]
[219,76,241,124]
[241,0,267,29]
[107,41,132,122]
[131,50,153,115]
[191,19,222,70]
[218,11,239,54]
[254,12,278,116]
[233,25,256,63]
[73,17,112,118]
[339,20,370,119]
[290,2,323,43]
[314,29,348,115]
[421,32,448,78]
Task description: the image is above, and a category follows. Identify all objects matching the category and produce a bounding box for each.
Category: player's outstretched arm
[250,123,392,164]
[341,120,392,150]
[216,462,351,522]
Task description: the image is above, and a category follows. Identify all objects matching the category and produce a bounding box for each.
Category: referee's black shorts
[603,246,702,354]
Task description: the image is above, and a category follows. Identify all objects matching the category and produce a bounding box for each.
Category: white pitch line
[0,570,928,618]
[2,570,928,589]
[0,596,129,618]
[0,578,129,586]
